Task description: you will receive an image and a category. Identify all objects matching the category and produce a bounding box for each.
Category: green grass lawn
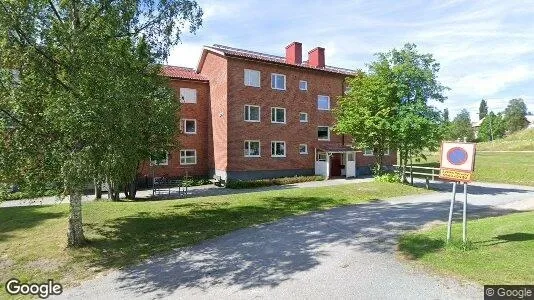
[0,182,426,296]
[398,211,534,284]
[413,151,534,186]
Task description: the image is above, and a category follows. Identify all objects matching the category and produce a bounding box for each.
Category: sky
[167,0,534,120]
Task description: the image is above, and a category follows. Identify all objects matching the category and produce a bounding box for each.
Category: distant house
[527,115,534,128]
[472,118,484,138]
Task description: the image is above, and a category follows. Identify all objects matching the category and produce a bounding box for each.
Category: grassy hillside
[477,128,534,151]
[413,152,534,186]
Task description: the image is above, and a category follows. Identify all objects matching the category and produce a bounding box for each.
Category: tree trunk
[94,179,102,199]
[107,180,120,201]
[127,180,137,200]
[67,191,85,247]
[400,149,408,183]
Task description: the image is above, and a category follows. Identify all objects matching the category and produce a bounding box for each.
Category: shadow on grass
[474,232,534,247]
[83,196,343,270]
[0,206,66,242]
[496,232,534,242]
[398,235,445,259]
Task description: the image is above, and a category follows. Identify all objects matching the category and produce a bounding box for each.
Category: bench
[152,177,189,197]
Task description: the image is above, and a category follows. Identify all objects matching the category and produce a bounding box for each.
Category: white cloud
[446,65,533,97]
[166,0,534,119]
[167,43,204,68]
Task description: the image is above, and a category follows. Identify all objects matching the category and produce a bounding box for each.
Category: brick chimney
[308,47,325,68]
[285,42,302,65]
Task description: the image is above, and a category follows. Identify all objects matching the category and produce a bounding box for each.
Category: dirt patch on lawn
[26,258,64,272]
[0,256,14,270]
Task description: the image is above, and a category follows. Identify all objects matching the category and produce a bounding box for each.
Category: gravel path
[55,181,534,300]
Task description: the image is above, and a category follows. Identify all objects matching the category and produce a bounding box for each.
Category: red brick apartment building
[139,42,397,181]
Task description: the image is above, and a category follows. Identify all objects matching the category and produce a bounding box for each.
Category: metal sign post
[439,142,476,244]
[463,182,467,243]
[446,182,457,242]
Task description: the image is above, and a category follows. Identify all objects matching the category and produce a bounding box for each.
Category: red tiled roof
[161,65,208,81]
[205,44,356,76]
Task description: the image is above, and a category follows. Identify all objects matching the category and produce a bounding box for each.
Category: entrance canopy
[317,144,354,153]
[315,144,356,178]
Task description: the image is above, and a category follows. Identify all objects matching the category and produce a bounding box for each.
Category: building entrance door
[330,153,342,176]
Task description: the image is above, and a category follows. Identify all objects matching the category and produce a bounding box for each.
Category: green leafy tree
[385,44,447,181]
[0,0,202,246]
[478,111,505,142]
[479,99,488,120]
[335,44,447,181]
[441,108,452,140]
[504,98,528,133]
[449,109,475,141]
[335,70,396,172]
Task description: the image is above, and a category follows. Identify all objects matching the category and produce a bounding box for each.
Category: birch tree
[0,0,202,247]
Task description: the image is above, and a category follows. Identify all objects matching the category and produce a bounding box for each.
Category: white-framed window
[384,148,390,155]
[180,149,197,165]
[271,107,286,124]
[151,152,169,166]
[244,140,261,157]
[317,95,330,110]
[299,80,308,91]
[182,119,197,134]
[244,105,260,122]
[317,126,330,141]
[299,112,308,123]
[364,148,374,156]
[317,152,327,161]
[271,73,286,90]
[244,69,261,87]
[271,141,286,157]
[180,88,197,103]
[299,144,308,154]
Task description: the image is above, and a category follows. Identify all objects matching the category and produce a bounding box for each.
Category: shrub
[0,189,59,201]
[226,175,324,189]
[181,176,212,187]
[374,172,401,183]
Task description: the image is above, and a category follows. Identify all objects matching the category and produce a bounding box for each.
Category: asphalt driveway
[57,181,534,300]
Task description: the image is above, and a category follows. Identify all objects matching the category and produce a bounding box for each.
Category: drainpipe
[326,153,331,180]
